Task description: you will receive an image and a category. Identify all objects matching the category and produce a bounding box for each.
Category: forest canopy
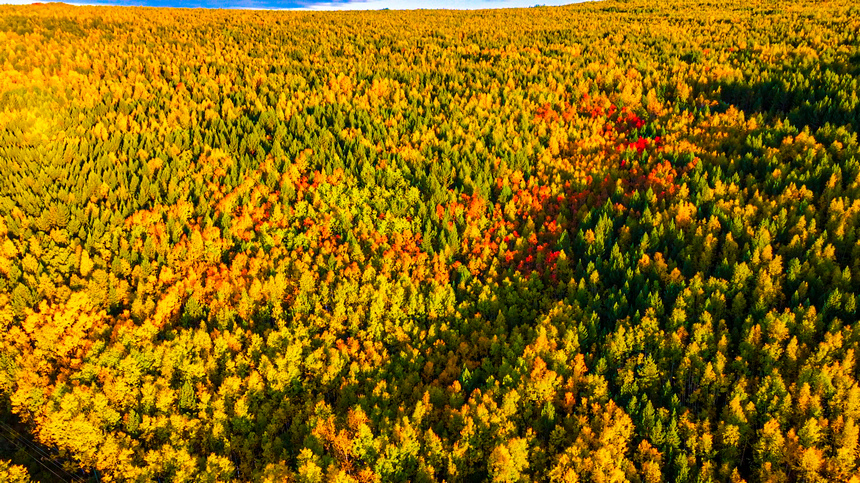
[0,0,859,481]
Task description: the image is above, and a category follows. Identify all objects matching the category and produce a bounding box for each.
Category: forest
[0,0,859,481]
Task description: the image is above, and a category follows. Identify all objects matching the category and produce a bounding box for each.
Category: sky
[1,0,578,9]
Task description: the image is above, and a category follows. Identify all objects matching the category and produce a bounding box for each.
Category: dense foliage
[1,0,859,481]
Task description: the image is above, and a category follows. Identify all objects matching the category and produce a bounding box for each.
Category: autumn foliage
[1,0,860,481]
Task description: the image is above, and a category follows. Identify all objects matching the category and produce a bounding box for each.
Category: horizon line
[1,0,586,11]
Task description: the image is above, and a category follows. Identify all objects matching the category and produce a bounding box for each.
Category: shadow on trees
[716,60,860,132]
[0,400,97,483]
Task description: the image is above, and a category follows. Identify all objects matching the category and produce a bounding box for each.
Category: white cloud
[0,0,583,9]
[302,0,574,9]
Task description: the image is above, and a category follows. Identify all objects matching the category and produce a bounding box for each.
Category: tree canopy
[0,0,859,481]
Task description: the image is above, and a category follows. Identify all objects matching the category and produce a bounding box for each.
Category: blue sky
[2,0,578,9]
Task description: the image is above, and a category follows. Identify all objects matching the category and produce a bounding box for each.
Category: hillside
[1,1,859,481]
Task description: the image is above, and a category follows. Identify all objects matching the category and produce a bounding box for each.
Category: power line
[0,421,87,483]
[0,424,83,483]
[0,421,65,468]
[0,430,73,483]
[0,421,68,473]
